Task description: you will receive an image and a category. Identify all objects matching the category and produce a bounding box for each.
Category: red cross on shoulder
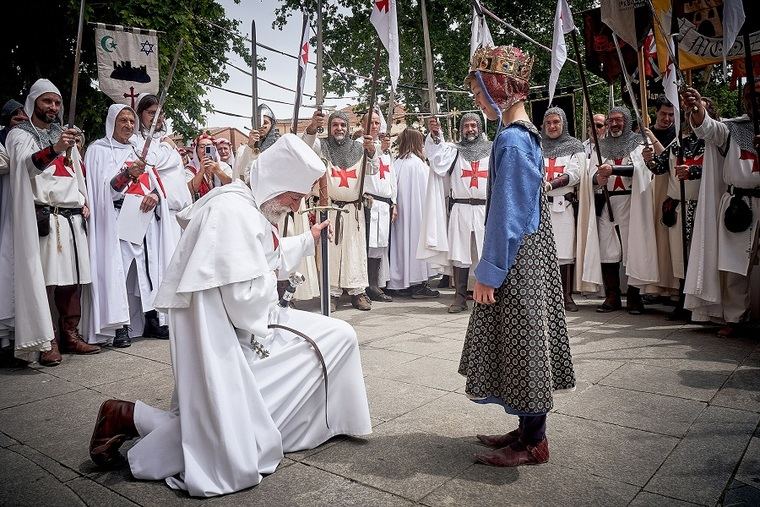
[461,160,488,188]
[51,156,73,178]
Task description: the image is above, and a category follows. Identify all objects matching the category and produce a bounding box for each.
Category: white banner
[95,24,159,108]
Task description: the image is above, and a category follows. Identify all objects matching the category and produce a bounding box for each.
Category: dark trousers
[519,415,547,445]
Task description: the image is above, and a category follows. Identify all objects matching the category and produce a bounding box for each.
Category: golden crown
[468,45,534,82]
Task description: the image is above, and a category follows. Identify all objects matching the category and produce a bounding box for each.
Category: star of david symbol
[378,158,391,179]
[331,166,357,188]
[140,40,155,57]
[461,160,488,188]
[546,158,565,180]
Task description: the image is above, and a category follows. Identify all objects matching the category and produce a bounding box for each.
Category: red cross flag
[548,0,575,106]
[370,0,400,91]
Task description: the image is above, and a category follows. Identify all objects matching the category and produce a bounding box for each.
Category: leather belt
[597,190,632,197]
[450,198,486,206]
[35,205,84,284]
[547,192,576,203]
[728,185,760,199]
[331,199,361,245]
[366,193,393,206]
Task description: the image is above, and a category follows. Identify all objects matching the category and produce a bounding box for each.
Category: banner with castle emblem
[95,24,159,108]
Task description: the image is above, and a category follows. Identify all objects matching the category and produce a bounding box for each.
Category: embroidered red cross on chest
[739,149,760,173]
[546,158,565,180]
[461,160,487,188]
[331,166,357,188]
[682,155,703,167]
[378,158,391,180]
[126,172,151,196]
[612,157,627,190]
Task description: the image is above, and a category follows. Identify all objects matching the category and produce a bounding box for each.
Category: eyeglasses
[594,123,605,128]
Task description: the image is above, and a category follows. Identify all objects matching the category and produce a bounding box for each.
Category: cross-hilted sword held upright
[315,0,331,317]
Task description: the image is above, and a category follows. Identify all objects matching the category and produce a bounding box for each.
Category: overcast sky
[203,0,356,131]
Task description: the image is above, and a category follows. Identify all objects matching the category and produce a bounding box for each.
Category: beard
[33,108,55,125]
[464,132,478,142]
[610,128,622,138]
[260,199,290,225]
[332,132,346,144]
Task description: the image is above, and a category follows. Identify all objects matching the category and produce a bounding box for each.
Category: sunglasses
[594,123,605,128]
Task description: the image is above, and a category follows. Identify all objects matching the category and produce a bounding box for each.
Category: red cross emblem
[51,156,73,178]
[611,158,626,190]
[378,158,391,179]
[375,0,389,13]
[331,166,357,188]
[461,160,488,188]
[546,158,565,180]
[682,155,703,166]
[739,149,760,173]
[300,42,309,65]
[126,172,151,196]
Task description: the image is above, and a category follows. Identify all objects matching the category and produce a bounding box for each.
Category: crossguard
[299,205,350,214]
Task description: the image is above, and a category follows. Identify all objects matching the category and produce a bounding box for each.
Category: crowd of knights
[1,75,759,368]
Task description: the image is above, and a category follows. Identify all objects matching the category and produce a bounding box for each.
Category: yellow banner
[652,0,760,72]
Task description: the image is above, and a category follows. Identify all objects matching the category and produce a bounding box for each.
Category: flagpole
[570,28,619,240]
[637,48,649,129]
[421,0,438,116]
[610,32,649,146]
[357,43,383,211]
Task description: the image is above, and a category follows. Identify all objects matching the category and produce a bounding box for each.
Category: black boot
[366,257,392,302]
[448,267,469,313]
[626,286,644,315]
[597,263,622,312]
[437,275,451,289]
[142,310,169,339]
[561,265,578,312]
[113,326,131,348]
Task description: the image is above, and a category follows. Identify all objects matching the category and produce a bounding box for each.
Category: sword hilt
[299,205,350,214]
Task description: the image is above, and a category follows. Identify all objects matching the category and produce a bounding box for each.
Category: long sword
[316,0,331,316]
[65,0,86,166]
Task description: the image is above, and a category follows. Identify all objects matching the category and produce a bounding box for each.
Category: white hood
[24,79,63,124]
[249,133,325,205]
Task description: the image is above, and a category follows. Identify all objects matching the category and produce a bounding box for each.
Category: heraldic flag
[95,23,159,108]
[370,0,400,91]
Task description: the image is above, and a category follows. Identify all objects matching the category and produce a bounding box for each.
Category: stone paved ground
[1,291,759,506]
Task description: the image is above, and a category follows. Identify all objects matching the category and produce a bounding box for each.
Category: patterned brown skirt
[458,196,576,415]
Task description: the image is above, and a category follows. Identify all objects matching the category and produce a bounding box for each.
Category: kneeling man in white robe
[88,134,372,497]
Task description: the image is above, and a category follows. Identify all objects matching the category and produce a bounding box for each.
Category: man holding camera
[6,78,100,365]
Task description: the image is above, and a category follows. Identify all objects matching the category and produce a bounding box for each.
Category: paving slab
[734,436,760,492]
[421,461,639,507]
[599,362,730,402]
[556,385,705,437]
[7,443,80,482]
[0,368,81,410]
[39,348,171,388]
[359,347,421,378]
[548,413,680,487]
[722,478,760,506]
[645,405,760,505]
[570,358,625,384]
[0,430,17,447]
[711,365,760,413]
[628,491,701,506]
[0,446,84,506]
[92,368,176,411]
[367,332,459,357]
[364,375,447,424]
[0,389,109,472]
[65,476,141,506]
[373,355,464,392]
[118,338,172,365]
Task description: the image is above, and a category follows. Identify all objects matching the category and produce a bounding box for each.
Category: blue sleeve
[474,131,542,288]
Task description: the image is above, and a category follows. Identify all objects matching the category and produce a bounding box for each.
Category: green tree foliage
[1,0,248,139]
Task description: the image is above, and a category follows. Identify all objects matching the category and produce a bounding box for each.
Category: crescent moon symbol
[100,35,116,53]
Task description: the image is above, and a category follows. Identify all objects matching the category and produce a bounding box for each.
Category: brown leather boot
[90,400,138,468]
[448,267,469,313]
[366,257,392,302]
[39,338,62,367]
[476,428,521,448]
[597,263,622,312]
[561,264,578,312]
[474,437,550,467]
[351,293,372,311]
[55,284,100,354]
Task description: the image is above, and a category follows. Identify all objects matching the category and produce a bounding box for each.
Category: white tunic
[0,143,13,345]
[427,136,488,267]
[364,152,396,249]
[693,115,760,276]
[277,199,320,301]
[128,183,371,497]
[590,144,659,288]
[544,152,582,263]
[388,155,434,289]
[302,133,378,290]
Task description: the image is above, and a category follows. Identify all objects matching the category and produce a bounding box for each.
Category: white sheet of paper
[118,193,153,245]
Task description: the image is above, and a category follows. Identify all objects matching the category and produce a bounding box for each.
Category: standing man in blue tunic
[458,45,576,467]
